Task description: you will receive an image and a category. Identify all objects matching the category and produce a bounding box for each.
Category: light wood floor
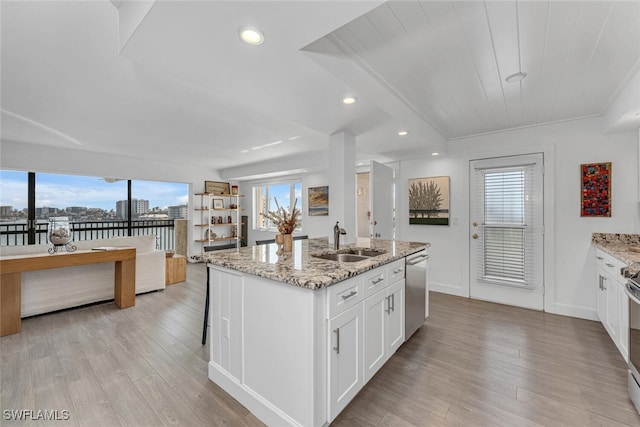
[1,264,639,426]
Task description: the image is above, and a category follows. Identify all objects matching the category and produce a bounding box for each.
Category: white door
[328,303,363,420]
[469,154,544,310]
[370,161,394,239]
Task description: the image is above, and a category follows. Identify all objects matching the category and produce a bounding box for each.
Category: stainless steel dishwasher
[405,250,429,339]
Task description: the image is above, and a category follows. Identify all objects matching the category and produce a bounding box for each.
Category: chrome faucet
[334,221,346,250]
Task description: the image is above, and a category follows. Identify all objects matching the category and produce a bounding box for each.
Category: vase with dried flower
[262,198,300,253]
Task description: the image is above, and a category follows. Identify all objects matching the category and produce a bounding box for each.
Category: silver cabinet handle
[333,328,340,354]
[596,256,604,260]
[598,275,602,290]
[391,293,395,312]
[385,296,391,314]
[393,267,403,274]
[602,276,607,290]
[371,277,384,285]
[606,263,615,268]
[341,290,357,300]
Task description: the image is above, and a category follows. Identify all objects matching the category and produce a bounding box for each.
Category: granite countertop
[204,237,429,290]
[592,233,640,273]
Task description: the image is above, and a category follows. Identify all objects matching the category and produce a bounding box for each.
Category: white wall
[395,117,640,320]
[0,140,224,258]
[240,172,333,246]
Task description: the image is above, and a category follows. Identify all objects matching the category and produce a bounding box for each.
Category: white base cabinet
[208,257,412,427]
[328,303,364,421]
[595,248,629,363]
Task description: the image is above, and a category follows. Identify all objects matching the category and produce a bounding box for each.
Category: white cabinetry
[326,261,407,419]
[362,260,405,383]
[207,255,412,427]
[595,248,630,363]
[328,303,364,421]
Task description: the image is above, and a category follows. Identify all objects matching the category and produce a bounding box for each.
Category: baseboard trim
[208,362,304,427]
[430,282,464,297]
[552,303,598,321]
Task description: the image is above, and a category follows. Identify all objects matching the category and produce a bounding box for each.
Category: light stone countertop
[592,233,640,274]
[204,237,429,290]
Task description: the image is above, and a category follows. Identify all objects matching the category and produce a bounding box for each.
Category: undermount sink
[312,248,386,263]
[342,249,386,257]
[313,253,370,263]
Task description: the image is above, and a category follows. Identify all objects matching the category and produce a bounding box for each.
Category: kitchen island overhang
[204,238,429,427]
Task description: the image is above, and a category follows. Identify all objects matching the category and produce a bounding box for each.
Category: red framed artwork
[580,162,611,217]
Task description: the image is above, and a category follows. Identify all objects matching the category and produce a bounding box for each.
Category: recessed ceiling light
[238,26,264,46]
[398,130,409,136]
[431,152,440,156]
[342,97,357,105]
[240,149,249,154]
[505,72,527,83]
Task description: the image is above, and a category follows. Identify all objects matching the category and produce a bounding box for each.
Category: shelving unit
[194,192,244,256]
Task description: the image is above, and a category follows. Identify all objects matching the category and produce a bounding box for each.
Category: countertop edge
[207,241,429,290]
[592,242,640,270]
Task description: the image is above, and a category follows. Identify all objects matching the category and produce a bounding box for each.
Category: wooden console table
[0,248,136,337]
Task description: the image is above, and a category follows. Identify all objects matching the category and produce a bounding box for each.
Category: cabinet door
[606,275,618,342]
[364,289,387,383]
[386,280,405,354]
[596,268,607,326]
[619,282,630,363]
[328,303,364,421]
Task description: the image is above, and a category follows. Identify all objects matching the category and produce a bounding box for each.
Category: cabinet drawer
[386,259,405,284]
[363,268,387,298]
[327,276,364,319]
[596,249,618,276]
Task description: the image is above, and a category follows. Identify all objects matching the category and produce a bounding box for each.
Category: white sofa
[0,235,165,317]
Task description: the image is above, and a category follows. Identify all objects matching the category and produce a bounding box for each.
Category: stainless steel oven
[625,275,640,413]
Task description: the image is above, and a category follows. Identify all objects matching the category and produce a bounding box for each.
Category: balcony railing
[0,219,175,250]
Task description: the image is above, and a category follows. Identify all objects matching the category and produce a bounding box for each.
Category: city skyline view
[0,170,189,212]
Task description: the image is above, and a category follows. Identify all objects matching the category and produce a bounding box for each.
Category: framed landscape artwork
[308,186,329,216]
[580,162,611,217]
[408,176,450,225]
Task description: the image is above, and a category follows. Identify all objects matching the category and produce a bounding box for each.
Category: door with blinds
[470,154,544,310]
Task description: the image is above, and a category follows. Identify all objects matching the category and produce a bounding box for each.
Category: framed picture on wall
[408,176,450,225]
[205,181,230,195]
[580,162,611,217]
[308,186,329,216]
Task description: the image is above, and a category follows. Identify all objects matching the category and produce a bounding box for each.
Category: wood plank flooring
[2,263,639,426]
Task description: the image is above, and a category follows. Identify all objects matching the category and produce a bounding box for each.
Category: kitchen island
[204,238,428,427]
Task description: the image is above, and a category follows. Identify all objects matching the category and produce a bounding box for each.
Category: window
[0,170,187,249]
[253,181,302,231]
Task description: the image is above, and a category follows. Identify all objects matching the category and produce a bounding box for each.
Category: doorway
[469,154,544,310]
[356,172,370,239]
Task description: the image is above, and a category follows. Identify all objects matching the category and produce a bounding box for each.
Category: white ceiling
[2,1,640,177]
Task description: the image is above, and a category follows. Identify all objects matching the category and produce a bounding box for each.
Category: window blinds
[478,166,536,288]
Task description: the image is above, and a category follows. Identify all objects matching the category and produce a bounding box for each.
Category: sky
[0,170,188,211]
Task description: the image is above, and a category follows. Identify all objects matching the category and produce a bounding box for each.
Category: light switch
[222,317,230,338]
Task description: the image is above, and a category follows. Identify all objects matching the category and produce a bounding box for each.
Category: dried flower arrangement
[262,198,300,234]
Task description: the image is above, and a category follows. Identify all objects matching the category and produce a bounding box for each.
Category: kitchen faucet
[333,221,346,250]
